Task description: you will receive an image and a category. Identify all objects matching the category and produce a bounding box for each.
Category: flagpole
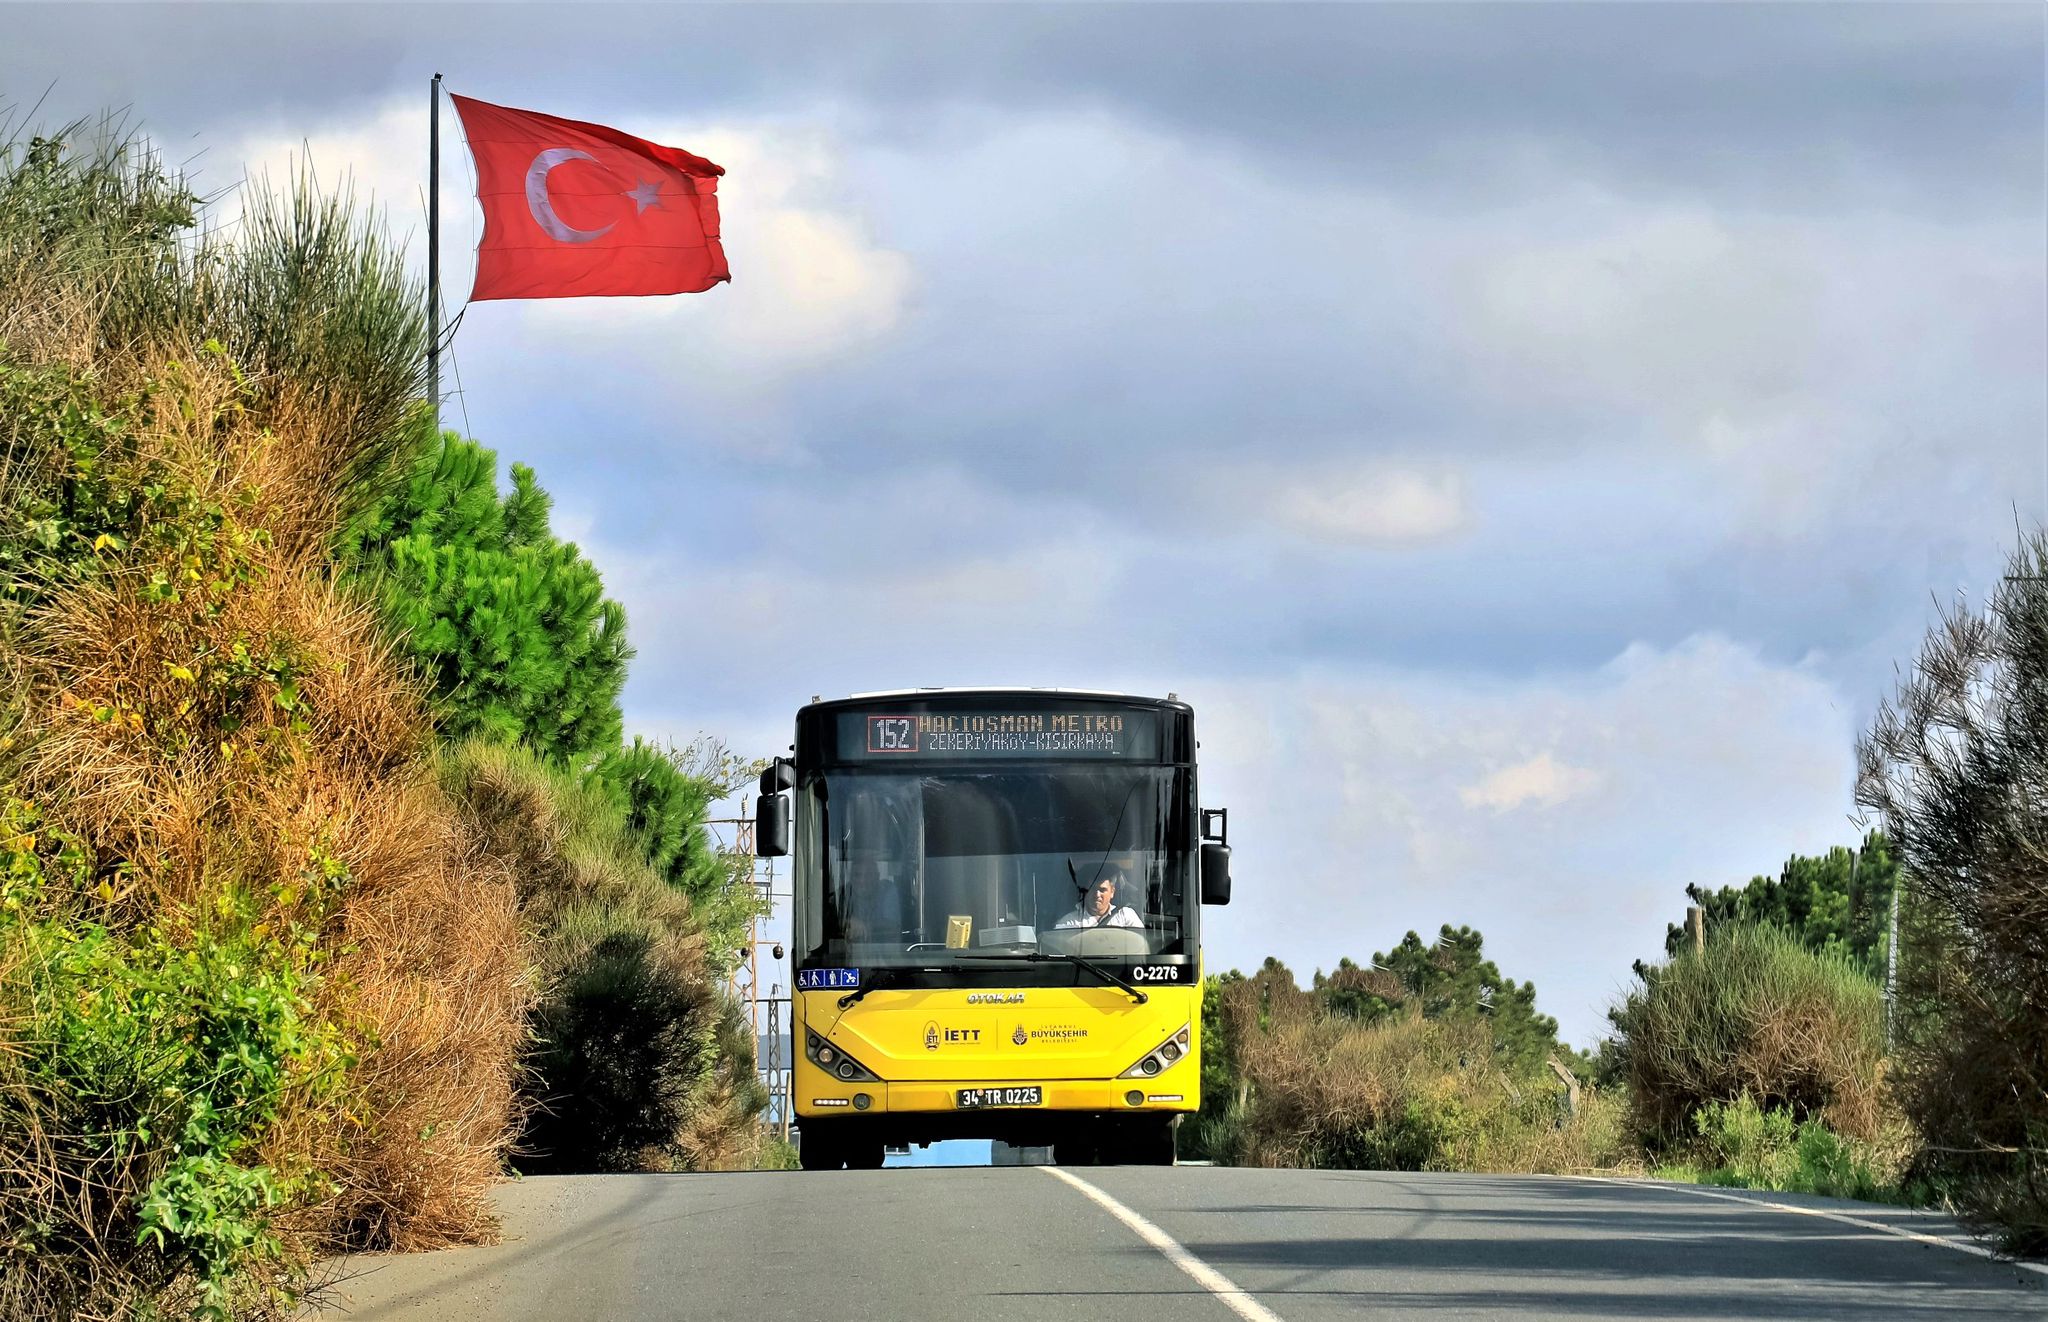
[428,71,442,434]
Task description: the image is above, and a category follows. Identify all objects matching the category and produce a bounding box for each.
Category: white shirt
[1053,904,1143,930]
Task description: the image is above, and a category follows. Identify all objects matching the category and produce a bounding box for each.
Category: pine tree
[1667,832,1898,976]
[1346,925,1567,1073]
[350,427,630,763]
[585,737,766,968]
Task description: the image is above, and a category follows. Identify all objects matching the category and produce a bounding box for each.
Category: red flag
[451,94,728,301]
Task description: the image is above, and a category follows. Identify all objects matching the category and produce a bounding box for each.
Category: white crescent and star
[524,148,667,243]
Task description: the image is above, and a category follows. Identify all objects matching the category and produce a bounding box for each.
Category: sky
[6,3,2044,1048]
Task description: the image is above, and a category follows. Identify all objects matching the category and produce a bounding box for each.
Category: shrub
[1608,923,1884,1148]
[0,822,352,1318]
[587,736,763,977]
[0,123,526,1318]
[440,739,766,1173]
[1670,1094,1910,1203]
[1210,963,1624,1174]
[1858,529,2048,1253]
[757,1136,801,1172]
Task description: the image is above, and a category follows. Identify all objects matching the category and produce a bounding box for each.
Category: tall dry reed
[0,121,527,1318]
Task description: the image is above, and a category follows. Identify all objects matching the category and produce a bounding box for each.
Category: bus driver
[1054,863,1144,930]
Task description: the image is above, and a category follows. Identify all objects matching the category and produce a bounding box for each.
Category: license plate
[957,1086,1043,1109]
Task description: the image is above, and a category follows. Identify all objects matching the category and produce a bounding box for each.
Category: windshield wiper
[837,967,905,1009]
[955,950,1148,1005]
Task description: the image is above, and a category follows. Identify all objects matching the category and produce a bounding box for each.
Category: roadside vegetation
[1609,923,1885,1149]
[1187,932,1625,1175]
[1857,531,2048,1253]
[1200,808,2034,1254]
[0,119,766,1319]
[442,738,766,1174]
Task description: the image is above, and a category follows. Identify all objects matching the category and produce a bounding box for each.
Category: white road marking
[1572,1175,2048,1279]
[1040,1166,1286,1322]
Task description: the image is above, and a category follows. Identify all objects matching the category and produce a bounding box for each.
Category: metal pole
[1885,864,1901,1047]
[428,72,442,431]
[767,991,787,1140]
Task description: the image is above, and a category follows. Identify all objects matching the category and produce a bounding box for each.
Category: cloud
[1182,635,1857,1047]
[1460,752,1601,814]
[504,119,913,386]
[12,6,2039,219]
[222,99,460,256]
[1261,464,1469,546]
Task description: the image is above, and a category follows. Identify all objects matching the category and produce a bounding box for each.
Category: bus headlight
[1118,1024,1192,1079]
[806,1031,880,1082]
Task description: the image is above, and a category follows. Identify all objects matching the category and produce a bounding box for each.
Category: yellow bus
[755,689,1232,1170]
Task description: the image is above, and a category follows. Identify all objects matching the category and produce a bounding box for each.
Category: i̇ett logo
[924,1021,940,1052]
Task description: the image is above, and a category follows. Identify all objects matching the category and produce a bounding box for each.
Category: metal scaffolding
[709,798,791,1141]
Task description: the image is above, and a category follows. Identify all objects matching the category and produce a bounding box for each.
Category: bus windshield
[802,765,1192,966]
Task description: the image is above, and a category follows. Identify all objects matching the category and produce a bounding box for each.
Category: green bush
[523,929,708,1170]
[0,804,352,1320]
[1181,974,1244,1163]
[757,1136,801,1171]
[1608,923,1884,1147]
[1666,1094,1906,1204]
[587,736,761,976]
[440,740,767,1173]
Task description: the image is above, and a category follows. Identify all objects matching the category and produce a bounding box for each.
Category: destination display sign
[834,709,1163,761]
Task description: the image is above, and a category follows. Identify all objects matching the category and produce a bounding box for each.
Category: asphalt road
[316,1167,2045,1321]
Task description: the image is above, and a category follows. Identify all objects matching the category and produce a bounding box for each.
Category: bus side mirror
[759,757,794,795]
[1200,807,1229,905]
[1201,842,1231,906]
[756,792,790,858]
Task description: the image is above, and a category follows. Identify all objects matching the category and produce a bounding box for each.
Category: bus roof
[823,687,1187,708]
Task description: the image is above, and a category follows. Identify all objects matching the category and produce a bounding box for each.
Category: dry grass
[280,773,528,1253]
[1609,924,1886,1148]
[1,355,532,1316]
[0,125,528,1316]
[441,740,766,1175]
[1217,975,1628,1175]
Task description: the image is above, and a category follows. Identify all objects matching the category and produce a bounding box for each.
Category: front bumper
[796,1075,1196,1119]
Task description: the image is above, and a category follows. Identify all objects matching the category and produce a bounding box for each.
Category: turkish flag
[450,94,728,301]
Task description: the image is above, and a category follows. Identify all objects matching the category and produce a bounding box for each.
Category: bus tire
[1056,1130,1100,1167]
[798,1126,842,1171]
[844,1138,886,1170]
[1133,1118,1177,1167]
